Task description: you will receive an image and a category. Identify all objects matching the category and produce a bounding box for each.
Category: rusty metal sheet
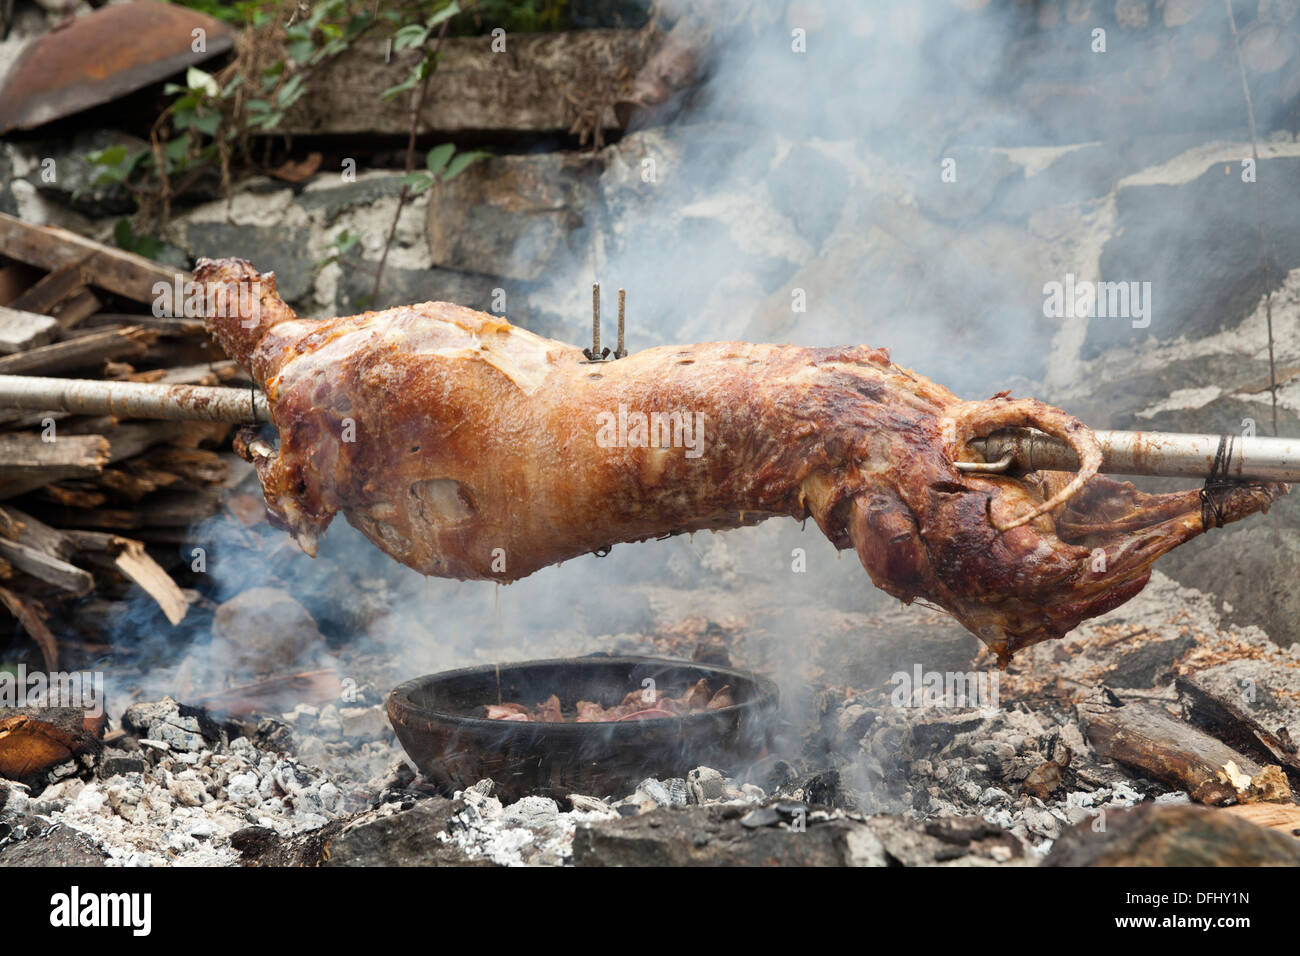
[0,1,235,133]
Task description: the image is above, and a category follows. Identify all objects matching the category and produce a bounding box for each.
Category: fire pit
[387,656,779,801]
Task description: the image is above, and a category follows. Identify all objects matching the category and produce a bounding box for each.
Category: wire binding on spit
[1199,433,1236,530]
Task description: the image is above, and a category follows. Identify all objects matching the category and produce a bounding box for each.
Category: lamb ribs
[198,258,1285,663]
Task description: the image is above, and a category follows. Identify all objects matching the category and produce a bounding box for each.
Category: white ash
[3,696,399,867]
[438,771,769,867]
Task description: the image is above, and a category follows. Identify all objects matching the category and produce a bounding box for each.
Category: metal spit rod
[968,428,1300,484]
[0,374,270,424]
[0,374,1296,482]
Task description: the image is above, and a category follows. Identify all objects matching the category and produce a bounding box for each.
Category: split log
[0,423,185,500]
[0,325,155,375]
[0,306,59,354]
[1220,802,1300,837]
[8,256,90,315]
[0,537,93,596]
[1084,701,1289,805]
[81,313,206,335]
[0,506,94,596]
[0,433,108,479]
[0,707,103,780]
[191,669,343,717]
[0,212,184,305]
[1177,664,1300,774]
[52,289,102,330]
[0,585,58,671]
[62,531,188,625]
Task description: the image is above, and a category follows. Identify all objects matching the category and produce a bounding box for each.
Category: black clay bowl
[387,656,779,802]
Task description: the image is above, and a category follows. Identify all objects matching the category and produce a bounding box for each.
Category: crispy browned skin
[199,258,1285,662]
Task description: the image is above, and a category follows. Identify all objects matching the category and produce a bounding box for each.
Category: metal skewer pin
[582,283,628,362]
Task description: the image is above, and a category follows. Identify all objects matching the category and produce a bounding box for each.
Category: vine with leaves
[88,0,490,302]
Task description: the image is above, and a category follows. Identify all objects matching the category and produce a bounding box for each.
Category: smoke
[104,1,1295,800]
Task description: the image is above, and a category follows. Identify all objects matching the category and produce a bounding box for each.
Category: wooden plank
[0,433,108,479]
[8,256,91,315]
[0,325,155,375]
[0,212,185,304]
[1085,701,1274,805]
[0,305,60,354]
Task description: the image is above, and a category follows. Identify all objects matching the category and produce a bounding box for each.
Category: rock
[686,767,726,804]
[1044,803,1300,866]
[0,147,18,216]
[1104,632,1199,690]
[1085,156,1300,357]
[0,814,106,867]
[573,805,888,867]
[338,261,509,317]
[185,221,315,304]
[338,706,389,740]
[745,201,1058,393]
[765,144,850,246]
[425,152,602,281]
[298,174,406,216]
[865,814,1023,866]
[209,588,327,678]
[18,130,148,216]
[913,146,1021,222]
[324,799,491,867]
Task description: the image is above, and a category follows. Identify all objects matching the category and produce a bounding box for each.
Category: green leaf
[165,134,192,161]
[392,23,426,50]
[425,143,454,176]
[114,219,133,250]
[442,150,488,181]
[426,3,461,28]
[380,67,421,102]
[244,98,272,114]
[401,171,433,194]
[88,145,127,166]
[277,74,306,109]
[186,67,220,98]
[192,110,222,137]
[288,38,315,63]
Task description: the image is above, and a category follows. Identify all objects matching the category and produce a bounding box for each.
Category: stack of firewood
[0,212,248,671]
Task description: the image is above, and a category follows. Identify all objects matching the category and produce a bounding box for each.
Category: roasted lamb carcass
[198,258,1284,663]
